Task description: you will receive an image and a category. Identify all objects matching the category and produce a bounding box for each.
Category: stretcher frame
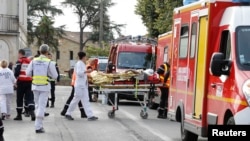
[92,83,162,119]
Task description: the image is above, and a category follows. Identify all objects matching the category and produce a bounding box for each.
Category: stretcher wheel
[140,110,148,119]
[108,111,115,118]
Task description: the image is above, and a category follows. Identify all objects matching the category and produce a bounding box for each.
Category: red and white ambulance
[167,0,250,140]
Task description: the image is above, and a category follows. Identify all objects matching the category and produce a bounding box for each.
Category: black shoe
[14,115,22,120]
[157,115,167,119]
[88,116,98,121]
[65,115,74,120]
[81,114,87,118]
[36,128,45,133]
[60,110,66,116]
[24,112,30,117]
[50,105,54,108]
[44,113,49,117]
[30,111,36,121]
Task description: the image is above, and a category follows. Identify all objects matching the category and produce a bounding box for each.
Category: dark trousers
[65,86,83,109]
[50,81,56,104]
[16,81,35,115]
[0,118,4,141]
[159,87,169,109]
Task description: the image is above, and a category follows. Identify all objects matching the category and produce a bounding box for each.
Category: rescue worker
[65,52,98,121]
[47,53,60,108]
[26,44,58,133]
[60,70,87,118]
[0,60,16,120]
[156,62,170,119]
[14,49,35,121]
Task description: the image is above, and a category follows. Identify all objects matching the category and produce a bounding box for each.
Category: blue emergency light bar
[232,0,250,3]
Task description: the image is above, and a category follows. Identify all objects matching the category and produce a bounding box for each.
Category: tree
[34,16,65,52]
[90,0,124,43]
[135,0,183,38]
[62,0,100,51]
[27,0,65,51]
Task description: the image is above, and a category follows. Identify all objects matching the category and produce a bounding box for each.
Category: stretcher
[91,83,162,119]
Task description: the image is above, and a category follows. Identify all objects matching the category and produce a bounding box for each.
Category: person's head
[39,44,50,55]
[18,49,25,58]
[78,51,87,61]
[0,60,8,68]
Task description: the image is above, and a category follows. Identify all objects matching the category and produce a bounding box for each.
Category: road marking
[119,109,173,141]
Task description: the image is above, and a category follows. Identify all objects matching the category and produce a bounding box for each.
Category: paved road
[3,86,207,141]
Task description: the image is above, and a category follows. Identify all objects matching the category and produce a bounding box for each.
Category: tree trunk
[79,14,84,51]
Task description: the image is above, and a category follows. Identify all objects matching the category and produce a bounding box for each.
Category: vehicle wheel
[140,110,148,119]
[148,95,159,110]
[180,114,198,141]
[108,111,115,118]
[107,93,119,105]
[226,117,235,125]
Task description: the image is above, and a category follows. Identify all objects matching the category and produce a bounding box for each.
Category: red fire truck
[106,36,159,105]
[166,0,250,141]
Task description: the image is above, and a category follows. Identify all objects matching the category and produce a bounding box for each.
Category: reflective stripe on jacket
[159,64,170,87]
[32,57,51,85]
[18,57,32,81]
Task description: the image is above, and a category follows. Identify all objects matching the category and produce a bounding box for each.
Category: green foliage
[135,0,183,38]
[85,45,110,58]
[35,16,65,52]
[27,0,65,52]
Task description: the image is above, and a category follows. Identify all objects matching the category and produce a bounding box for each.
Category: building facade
[0,0,27,63]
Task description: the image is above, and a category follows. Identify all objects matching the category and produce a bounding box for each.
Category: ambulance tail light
[242,79,250,106]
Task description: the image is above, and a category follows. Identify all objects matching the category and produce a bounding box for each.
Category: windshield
[236,26,250,70]
[117,52,152,69]
[98,63,107,71]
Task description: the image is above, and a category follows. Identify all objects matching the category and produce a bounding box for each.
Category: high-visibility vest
[32,57,51,85]
[71,71,76,86]
[18,57,32,81]
[159,64,170,87]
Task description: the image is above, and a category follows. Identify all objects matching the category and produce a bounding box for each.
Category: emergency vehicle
[166,0,250,141]
[106,36,159,104]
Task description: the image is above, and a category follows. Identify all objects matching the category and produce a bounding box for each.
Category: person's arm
[76,62,91,76]
[14,60,21,78]
[56,63,60,82]
[48,62,58,80]
[10,70,17,84]
[25,61,33,77]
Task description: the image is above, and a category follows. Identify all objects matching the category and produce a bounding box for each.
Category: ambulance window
[190,23,197,58]
[219,30,231,60]
[163,47,168,62]
[179,25,189,58]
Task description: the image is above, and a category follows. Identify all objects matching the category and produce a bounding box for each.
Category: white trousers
[33,90,49,130]
[66,87,94,118]
[0,94,12,115]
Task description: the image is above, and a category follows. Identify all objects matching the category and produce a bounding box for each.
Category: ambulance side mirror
[210,52,232,76]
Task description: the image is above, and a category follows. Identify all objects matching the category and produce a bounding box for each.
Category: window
[220,30,231,60]
[190,23,197,58]
[179,25,189,58]
[163,47,168,63]
[56,51,60,60]
[235,26,250,70]
[70,51,73,60]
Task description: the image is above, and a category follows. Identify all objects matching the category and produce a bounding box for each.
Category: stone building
[31,31,95,75]
[0,0,27,63]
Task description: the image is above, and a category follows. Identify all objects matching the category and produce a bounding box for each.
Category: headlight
[242,79,250,106]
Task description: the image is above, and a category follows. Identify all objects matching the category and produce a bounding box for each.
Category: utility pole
[99,0,104,48]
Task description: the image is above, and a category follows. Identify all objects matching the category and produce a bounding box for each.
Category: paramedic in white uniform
[65,51,98,121]
[26,44,58,133]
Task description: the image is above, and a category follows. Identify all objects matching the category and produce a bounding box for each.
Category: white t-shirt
[0,68,16,94]
[74,60,88,88]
